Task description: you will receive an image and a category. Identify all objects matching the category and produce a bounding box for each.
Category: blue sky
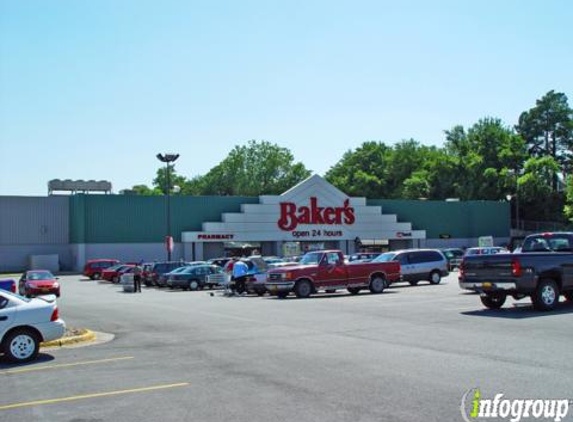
[1,0,572,195]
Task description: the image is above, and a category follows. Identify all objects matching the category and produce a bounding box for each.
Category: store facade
[181,175,425,260]
[0,175,510,272]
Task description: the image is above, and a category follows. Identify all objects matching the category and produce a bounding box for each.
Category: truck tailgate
[462,255,515,281]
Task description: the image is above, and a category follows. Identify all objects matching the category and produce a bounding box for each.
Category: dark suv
[146,262,187,287]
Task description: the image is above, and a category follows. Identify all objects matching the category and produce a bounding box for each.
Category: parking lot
[2,273,573,422]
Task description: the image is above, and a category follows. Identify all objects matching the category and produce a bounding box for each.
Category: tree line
[126,90,573,224]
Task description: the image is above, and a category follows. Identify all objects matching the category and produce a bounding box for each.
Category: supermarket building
[0,175,510,272]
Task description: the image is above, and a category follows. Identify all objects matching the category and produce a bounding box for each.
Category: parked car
[146,261,184,286]
[83,259,120,280]
[18,270,61,297]
[242,257,269,295]
[464,247,508,256]
[265,250,401,298]
[441,248,464,271]
[206,268,230,288]
[101,264,134,283]
[141,262,154,282]
[0,279,16,293]
[459,232,573,311]
[0,290,65,362]
[373,249,449,286]
[155,262,205,287]
[348,252,381,262]
[167,265,224,290]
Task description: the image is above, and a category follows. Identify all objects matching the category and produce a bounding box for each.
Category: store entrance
[358,239,390,253]
[223,241,262,258]
[281,241,340,258]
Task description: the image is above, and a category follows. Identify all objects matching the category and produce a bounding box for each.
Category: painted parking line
[0,356,134,375]
[0,382,190,411]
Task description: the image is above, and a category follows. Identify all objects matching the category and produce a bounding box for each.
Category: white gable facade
[181,175,425,259]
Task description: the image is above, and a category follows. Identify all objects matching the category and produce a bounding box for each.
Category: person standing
[133,264,142,293]
[232,259,249,294]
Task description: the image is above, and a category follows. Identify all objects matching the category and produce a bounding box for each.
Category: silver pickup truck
[459,232,573,311]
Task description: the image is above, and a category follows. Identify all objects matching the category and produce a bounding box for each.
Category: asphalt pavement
[1,273,573,422]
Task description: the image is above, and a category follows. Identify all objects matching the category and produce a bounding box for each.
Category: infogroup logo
[461,388,571,422]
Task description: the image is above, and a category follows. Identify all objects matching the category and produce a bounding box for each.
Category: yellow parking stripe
[0,356,134,375]
[0,382,189,411]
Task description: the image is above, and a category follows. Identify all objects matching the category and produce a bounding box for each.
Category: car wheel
[429,271,441,285]
[93,273,101,280]
[112,276,118,284]
[189,280,199,291]
[3,329,40,363]
[369,276,386,294]
[532,279,559,311]
[347,287,360,295]
[256,291,265,296]
[409,280,418,286]
[480,294,506,309]
[276,292,288,299]
[168,285,174,290]
[294,280,313,298]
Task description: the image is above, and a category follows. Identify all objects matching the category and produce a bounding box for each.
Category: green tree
[516,90,573,189]
[518,156,563,221]
[564,176,573,223]
[445,118,527,200]
[402,170,431,199]
[325,141,392,198]
[130,184,162,195]
[197,140,311,196]
[153,166,190,195]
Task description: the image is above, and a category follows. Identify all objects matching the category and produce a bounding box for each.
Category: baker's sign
[277,197,355,231]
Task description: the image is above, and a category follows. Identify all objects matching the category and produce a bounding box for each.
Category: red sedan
[19,270,61,297]
[101,264,134,283]
[83,259,120,280]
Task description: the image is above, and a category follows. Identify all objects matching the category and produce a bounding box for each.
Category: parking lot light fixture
[156,153,180,261]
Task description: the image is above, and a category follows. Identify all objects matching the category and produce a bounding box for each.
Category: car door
[395,253,413,281]
[196,267,209,286]
[408,251,430,281]
[317,252,347,289]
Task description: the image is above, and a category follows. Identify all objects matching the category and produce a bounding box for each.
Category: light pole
[506,192,520,232]
[156,153,180,261]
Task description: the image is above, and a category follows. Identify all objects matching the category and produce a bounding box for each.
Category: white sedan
[0,290,66,362]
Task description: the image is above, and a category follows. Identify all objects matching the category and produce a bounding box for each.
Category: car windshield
[299,253,323,265]
[522,235,573,252]
[107,264,123,271]
[27,271,54,280]
[372,253,396,262]
[168,266,189,274]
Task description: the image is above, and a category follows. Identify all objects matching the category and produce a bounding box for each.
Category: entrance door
[317,252,347,290]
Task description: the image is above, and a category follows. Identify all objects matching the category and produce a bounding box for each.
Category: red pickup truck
[265,250,401,298]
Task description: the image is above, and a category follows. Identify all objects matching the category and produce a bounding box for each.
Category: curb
[41,329,96,348]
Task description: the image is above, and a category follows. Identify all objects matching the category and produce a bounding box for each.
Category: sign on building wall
[181,175,426,243]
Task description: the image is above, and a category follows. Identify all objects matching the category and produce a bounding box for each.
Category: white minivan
[373,249,449,285]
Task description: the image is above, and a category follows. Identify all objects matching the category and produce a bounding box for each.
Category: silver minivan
[373,249,449,285]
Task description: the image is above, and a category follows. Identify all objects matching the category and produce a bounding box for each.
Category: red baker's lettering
[277,197,355,231]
